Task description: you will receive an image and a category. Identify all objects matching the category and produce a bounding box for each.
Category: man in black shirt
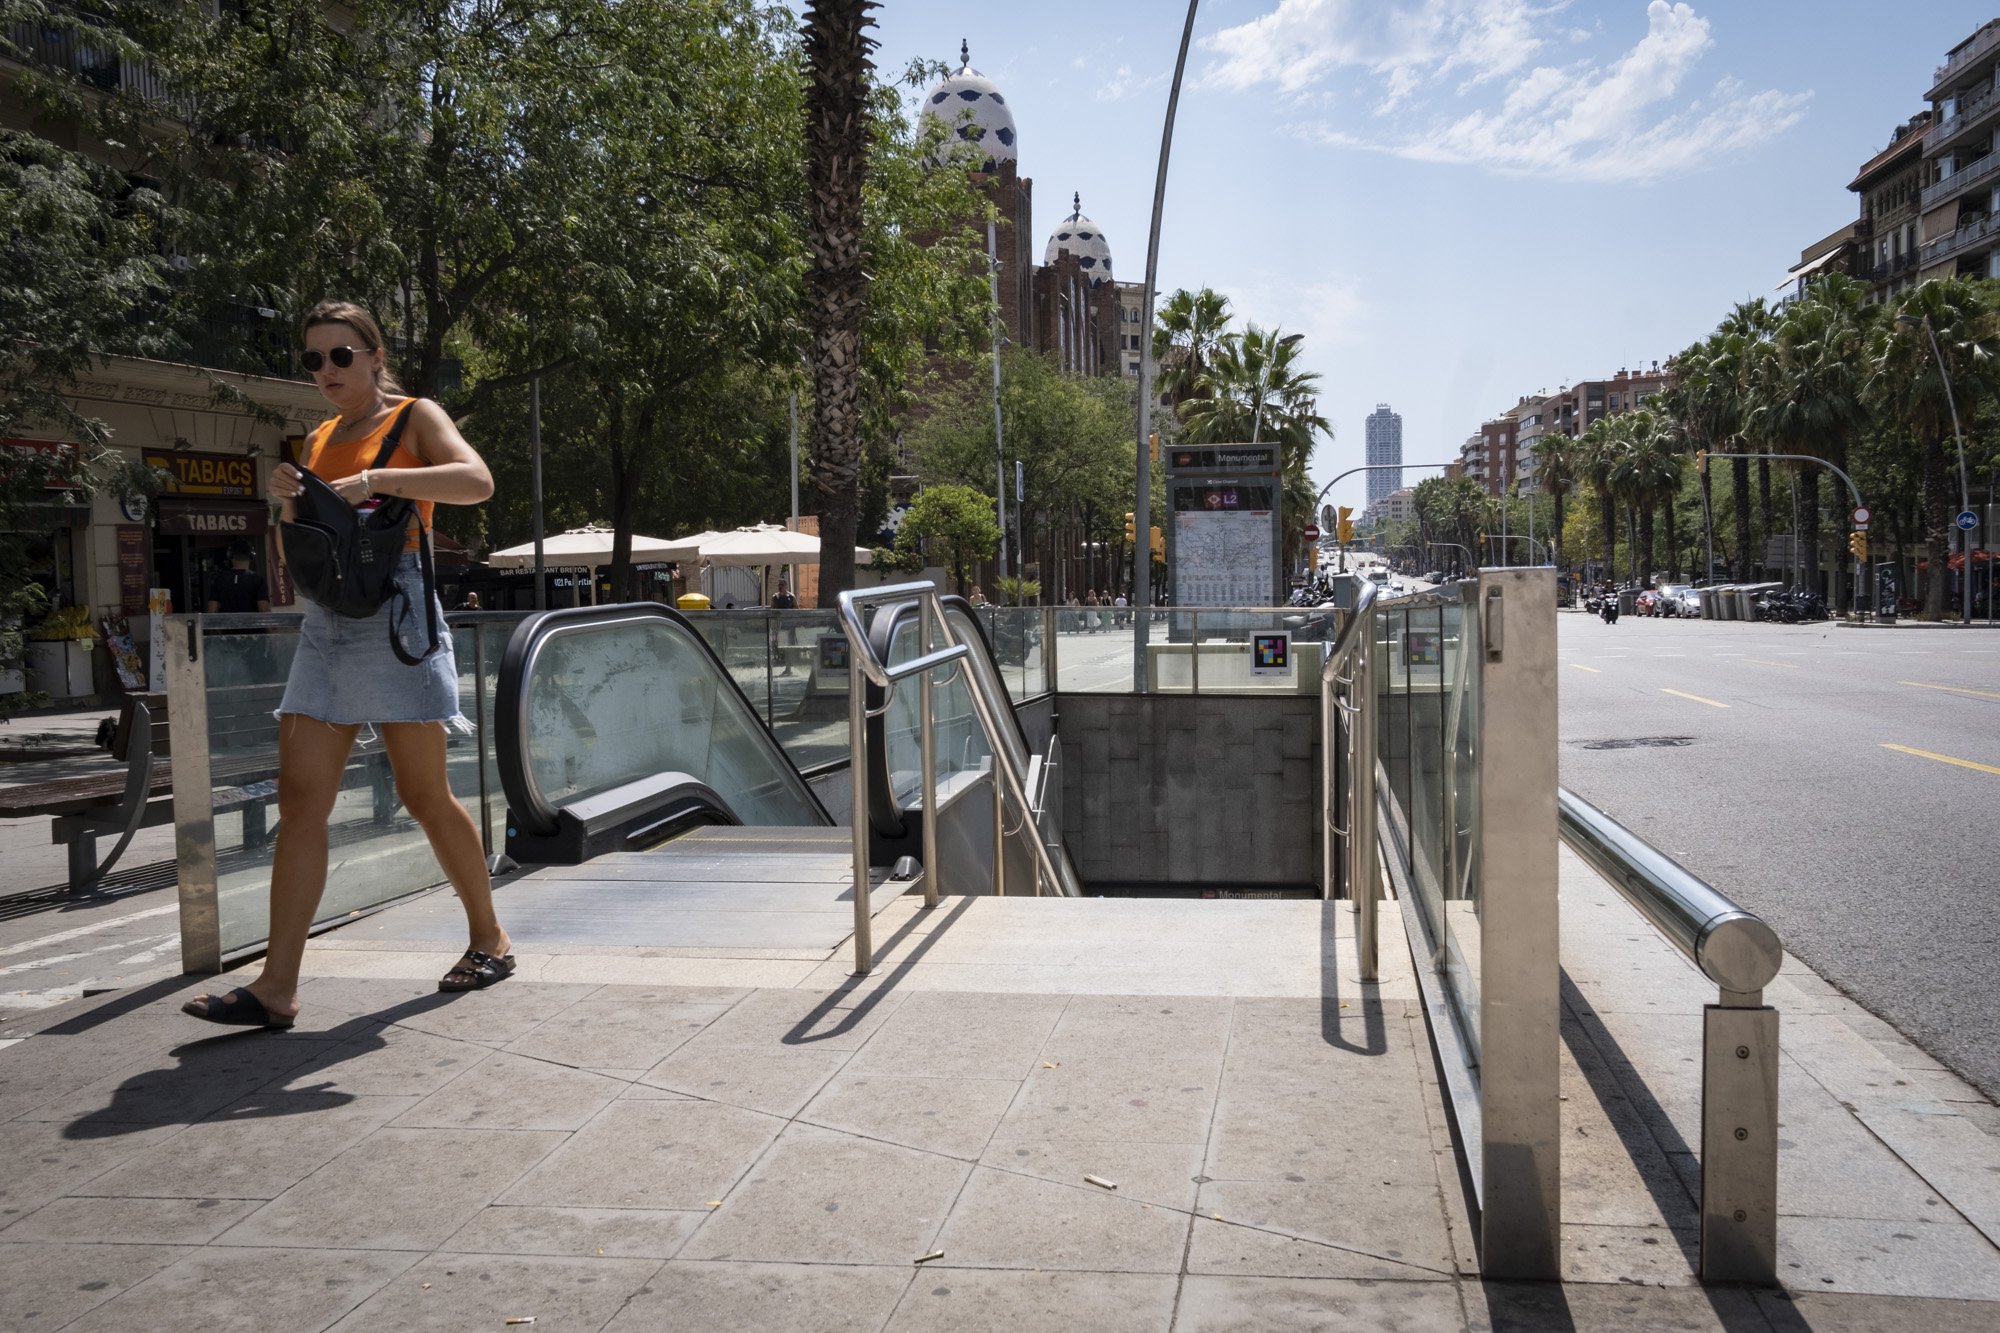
[205,539,271,614]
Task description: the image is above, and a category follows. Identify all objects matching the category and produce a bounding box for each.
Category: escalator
[492,592,1072,904]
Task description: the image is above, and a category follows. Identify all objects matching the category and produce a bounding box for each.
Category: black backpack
[280,401,440,665]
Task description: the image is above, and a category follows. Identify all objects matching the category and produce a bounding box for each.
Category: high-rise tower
[1365,405,1403,507]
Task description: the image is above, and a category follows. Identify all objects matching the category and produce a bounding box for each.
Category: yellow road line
[1880,743,2000,776]
[1741,658,1798,669]
[1661,688,1729,709]
[1900,680,2000,702]
[1569,663,1601,673]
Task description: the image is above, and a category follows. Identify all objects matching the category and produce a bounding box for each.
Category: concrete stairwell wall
[1055,694,1321,890]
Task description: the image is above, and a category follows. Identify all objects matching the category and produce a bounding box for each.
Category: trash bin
[1699,589,1719,619]
[676,592,712,611]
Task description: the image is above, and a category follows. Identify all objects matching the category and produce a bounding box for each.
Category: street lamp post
[1898,313,1973,624]
[1132,0,1201,691]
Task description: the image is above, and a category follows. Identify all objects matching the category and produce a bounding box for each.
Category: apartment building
[1364,405,1403,507]
[1920,19,2000,281]
[1851,113,1932,301]
[1460,367,1665,499]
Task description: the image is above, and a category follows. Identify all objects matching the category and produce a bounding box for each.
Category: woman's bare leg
[379,722,509,961]
[191,714,358,1020]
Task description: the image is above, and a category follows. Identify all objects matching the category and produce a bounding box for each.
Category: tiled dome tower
[1043,193,1114,285]
[920,40,1018,173]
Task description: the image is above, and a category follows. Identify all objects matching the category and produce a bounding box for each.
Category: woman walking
[184,301,511,1029]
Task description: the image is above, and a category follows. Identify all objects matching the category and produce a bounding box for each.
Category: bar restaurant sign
[142,449,258,498]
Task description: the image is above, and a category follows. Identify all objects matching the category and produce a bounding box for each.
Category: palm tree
[1576,417,1627,582]
[1745,275,1874,597]
[801,0,875,603]
[1151,286,1233,418]
[1528,431,1577,568]
[1718,300,1776,578]
[1870,278,2000,618]
[1611,409,1685,582]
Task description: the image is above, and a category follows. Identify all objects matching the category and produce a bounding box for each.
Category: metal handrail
[1318,579,1380,980]
[1557,790,1780,996]
[1556,786,1782,1285]
[836,581,1076,975]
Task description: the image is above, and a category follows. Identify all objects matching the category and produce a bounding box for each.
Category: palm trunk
[1757,451,1773,576]
[1639,504,1655,583]
[1600,489,1616,581]
[1731,453,1752,581]
[802,0,875,606]
[1800,469,1821,596]
[1664,498,1678,583]
[1922,434,1953,618]
[1554,491,1567,565]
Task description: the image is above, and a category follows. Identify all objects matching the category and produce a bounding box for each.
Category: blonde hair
[302,299,404,394]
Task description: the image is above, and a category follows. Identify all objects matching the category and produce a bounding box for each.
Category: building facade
[1850,113,1931,302]
[920,47,1124,380]
[1364,405,1403,508]
[1920,19,2000,281]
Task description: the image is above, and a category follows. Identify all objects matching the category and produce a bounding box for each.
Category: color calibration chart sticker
[1249,631,1293,678]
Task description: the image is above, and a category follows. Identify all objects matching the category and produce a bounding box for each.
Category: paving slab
[0,1240,189,1333]
[885,1269,1179,1332]
[329,1251,661,1332]
[498,1099,782,1210]
[58,1245,420,1333]
[1175,1274,1470,1332]
[601,1259,910,1333]
[438,1203,702,1259]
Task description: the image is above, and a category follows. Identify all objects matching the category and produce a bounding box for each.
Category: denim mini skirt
[278,551,469,733]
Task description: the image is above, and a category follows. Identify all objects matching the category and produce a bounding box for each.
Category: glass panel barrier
[192,613,531,959]
[1375,585,1481,1054]
[881,607,995,808]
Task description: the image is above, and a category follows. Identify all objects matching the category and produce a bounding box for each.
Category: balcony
[3,12,181,113]
[1922,146,2000,209]
[1872,251,1921,282]
[1925,80,2000,157]
[1919,208,2000,269]
[1930,21,2000,100]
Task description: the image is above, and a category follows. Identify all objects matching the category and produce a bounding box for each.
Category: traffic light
[1695,448,1708,475]
[1123,511,1136,544]
[1149,525,1164,560]
[1849,530,1868,560]
[1336,506,1354,544]
[1148,432,1160,463]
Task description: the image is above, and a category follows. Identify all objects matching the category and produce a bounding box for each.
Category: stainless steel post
[848,637,873,973]
[1356,641,1378,982]
[991,751,1006,897]
[1474,567,1561,1279]
[918,601,941,908]
[1189,611,1199,695]
[1320,654,1336,900]
[165,618,221,973]
[1701,1000,1780,1284]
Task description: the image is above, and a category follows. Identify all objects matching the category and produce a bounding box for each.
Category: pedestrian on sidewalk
[183,300,513,1031]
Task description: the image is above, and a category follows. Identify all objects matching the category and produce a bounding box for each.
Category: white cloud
[1205,0,1807,182]
[1095,63,1166,103]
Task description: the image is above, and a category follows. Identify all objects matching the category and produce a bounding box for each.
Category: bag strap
[387,511,441,667]
[368,399,417,471]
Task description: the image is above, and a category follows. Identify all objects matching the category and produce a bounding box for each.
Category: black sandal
[439,949,516,993]
[181,988,296,1030]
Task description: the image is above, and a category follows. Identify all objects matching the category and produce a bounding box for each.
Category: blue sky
[852,1,1994,512]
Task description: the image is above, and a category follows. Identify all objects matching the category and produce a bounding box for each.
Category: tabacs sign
[142,449,258,498]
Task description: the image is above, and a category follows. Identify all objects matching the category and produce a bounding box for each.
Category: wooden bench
[0,686,395,896]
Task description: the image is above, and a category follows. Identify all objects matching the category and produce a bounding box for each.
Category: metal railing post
[1474,567,1561,1280]
[1356,642,1378,982]
[165,617,221,973]
[918,601,941,907]
[1320,641,1336,900]
[848,630,873,974]
[1189,610,1199,695]
[1559,788,1781,1286]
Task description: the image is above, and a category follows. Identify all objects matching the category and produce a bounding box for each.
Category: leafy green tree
[1608,409,1682,582]
[1576,417,1628,579]
[892,484,1001,595]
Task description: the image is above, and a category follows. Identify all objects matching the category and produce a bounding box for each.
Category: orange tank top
[302,398,432,551]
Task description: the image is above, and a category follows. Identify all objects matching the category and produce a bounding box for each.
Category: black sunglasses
[300,346,371,372]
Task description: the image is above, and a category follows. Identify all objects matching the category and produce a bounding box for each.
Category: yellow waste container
[675,592,712,611]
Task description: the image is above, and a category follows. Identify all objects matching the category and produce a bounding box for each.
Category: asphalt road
[1558,611,2000,1097]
